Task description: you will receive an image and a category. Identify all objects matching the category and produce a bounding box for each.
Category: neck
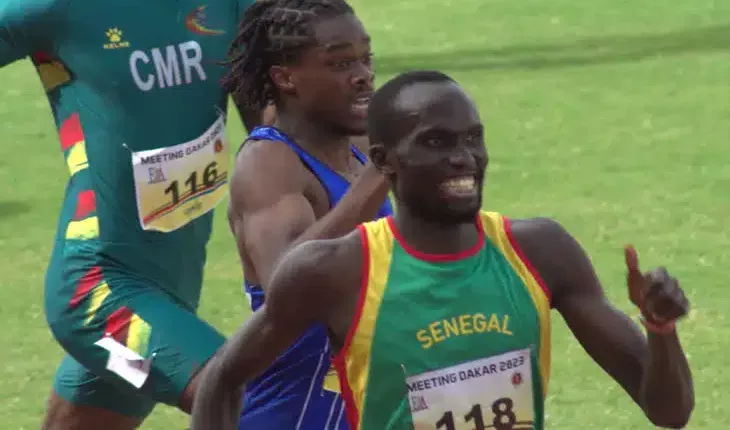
[274,106,352,171]
[392,205,481,257]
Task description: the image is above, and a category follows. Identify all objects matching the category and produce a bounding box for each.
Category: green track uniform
[0,0,253,418]
[334,212,552,430]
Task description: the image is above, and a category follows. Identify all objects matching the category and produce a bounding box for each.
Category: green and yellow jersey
[334,211,551,430]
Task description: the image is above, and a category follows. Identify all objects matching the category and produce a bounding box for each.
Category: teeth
[440,177,477,196]
[442,177,475,189]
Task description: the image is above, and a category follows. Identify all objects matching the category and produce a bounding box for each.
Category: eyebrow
[417,124,483,135]
[324,36,371,52]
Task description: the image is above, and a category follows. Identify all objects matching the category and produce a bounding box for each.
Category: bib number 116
[435,398,516,430]
[164,161,218,205]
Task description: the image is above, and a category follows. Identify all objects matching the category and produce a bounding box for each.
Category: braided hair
[222,0,354,111]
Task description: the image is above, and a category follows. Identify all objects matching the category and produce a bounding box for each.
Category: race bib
[131,117,229,232]
[406,348,535,430]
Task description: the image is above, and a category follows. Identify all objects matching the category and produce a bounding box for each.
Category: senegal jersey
[333,212,552,430]
[0,0,253,308]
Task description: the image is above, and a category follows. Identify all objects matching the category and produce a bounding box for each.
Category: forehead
[312,13,369,50]
[394,81,480,132]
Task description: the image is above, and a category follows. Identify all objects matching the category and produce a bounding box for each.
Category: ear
[269,65,295,94]
[369,142,395,175]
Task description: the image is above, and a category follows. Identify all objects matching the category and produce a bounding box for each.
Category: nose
[352,61,374,88]
[448,145,477,170]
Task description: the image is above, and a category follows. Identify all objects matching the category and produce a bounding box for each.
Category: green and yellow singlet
[333,211,551,430]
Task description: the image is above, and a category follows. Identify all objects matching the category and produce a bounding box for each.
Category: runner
[219,0,392,428]
[191,70,694,430]
[1,0,264,429]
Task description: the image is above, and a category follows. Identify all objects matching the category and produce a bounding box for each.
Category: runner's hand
[624,245,689,324]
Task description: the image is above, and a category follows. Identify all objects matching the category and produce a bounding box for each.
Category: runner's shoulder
[5,0,71,26]
[25,0,68,13]
[309,229,364,286]
[278,229,364,292]
[234,138,310,183]
[231,138,313,202]
[507,217,566,247]
[265,232,361,324]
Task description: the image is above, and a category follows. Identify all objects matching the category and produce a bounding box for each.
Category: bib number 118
[435,398,516,430]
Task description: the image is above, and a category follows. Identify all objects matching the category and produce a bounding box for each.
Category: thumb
[624,244,641,276]
[624,244,645,307]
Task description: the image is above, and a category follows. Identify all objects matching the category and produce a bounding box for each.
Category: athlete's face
[277,13,373,136]
[373,81,488,224]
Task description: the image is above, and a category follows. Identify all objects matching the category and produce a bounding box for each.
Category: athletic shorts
[45,262,225,419]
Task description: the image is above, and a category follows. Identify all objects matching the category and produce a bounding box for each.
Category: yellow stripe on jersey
[36,62,71,92]
[66,216,99,240]
[66,141,89,176]
[323,366,341,394]
[336,218,394,427]
[84,282,111,325]
[127,313,152,357]
[479,211,552,395]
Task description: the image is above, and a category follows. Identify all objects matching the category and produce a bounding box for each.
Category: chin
[419,205,480,225]
[443,195,482,218]
[441,208,480,224]
[404,192,482,225]
[330,120,367,138]
[345,123,368,136]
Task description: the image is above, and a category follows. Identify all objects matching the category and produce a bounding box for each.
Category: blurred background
[0,0,727,428]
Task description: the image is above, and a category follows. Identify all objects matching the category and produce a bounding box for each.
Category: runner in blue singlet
[200,0,392,428]
[239,127,391,429]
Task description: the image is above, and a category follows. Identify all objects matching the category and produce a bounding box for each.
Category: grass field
[1,0,728,428]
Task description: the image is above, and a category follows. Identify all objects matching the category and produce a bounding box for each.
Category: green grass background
[0,0,727,427]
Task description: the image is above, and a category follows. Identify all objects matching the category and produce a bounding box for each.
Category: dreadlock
[222,0,354,111]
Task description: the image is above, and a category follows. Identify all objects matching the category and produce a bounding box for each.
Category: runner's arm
[230,140,388,287]
[513,218,693,428]
[191,239,341,430]
[0,0,63,66]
